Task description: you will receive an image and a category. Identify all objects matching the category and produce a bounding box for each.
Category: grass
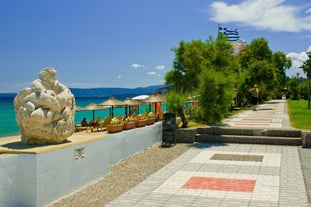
[177,100,311,130]
[187,121,207,128]
[287,99,311,130]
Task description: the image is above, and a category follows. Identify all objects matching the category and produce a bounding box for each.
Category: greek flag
[219,26,240,41]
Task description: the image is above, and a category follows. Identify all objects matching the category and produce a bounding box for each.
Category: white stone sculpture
[14,67,75,144]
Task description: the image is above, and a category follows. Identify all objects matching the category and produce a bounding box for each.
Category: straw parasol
[143,93,165,114]
[74,105,85,111]
[143,93,165,103]
[83,103,108,120]
[99,97,125,116]
[123,98,142,115]
[123,97,141,106]
[187,95,199,109]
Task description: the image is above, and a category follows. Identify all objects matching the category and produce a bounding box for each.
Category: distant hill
[0,93,17,98]
[0,85,168,99]
[69,85,166,99]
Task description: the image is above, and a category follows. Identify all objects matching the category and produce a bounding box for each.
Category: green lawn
[287,99,311,130]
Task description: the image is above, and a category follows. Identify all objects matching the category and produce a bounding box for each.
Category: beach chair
[99,116,113,131]
[75,124,87,132]
[93,117,102,132]
[86,119,95,132]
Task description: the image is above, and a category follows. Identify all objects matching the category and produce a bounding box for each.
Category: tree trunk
[178,107,188,128]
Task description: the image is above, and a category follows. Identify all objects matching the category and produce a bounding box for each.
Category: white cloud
[131,64,146,69]
[147,71,161,77]
[156,65,165,70]
[286,46,311,77]
[117,75,122,79]
[209,0,311,32]
[148,71,157,75]
[287,51,309,68]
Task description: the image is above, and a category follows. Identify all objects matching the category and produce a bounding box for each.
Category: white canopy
[132,95,149,100]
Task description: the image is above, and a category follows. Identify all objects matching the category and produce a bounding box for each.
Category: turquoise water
[0,97,20,137]
[0,97,164,138]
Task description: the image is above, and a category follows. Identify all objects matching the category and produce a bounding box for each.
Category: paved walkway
[106,99,311,207]
[223,99,292,129]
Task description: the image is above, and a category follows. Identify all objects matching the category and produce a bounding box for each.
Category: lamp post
[307,51,311,109]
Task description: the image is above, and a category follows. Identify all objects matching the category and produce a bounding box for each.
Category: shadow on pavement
[194,142,228,149]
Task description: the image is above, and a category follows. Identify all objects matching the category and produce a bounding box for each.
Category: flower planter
[123,122,135,130]
[106,124,124,133]
[146,118,155,125]
[135,120,146,127]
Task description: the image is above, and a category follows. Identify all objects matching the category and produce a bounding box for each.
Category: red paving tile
[182,176,256,192]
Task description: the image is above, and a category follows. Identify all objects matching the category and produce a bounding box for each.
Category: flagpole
[218,24,220,35]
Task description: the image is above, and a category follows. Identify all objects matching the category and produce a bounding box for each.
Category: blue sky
[0,0,310,93]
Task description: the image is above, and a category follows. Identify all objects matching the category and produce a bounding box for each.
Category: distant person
[249,84,259,111]
[81,117,88,126]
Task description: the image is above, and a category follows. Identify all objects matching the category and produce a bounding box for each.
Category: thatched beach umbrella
[186,95,199,109]
[74,105,85,111]
[123,98,142,116]
[99,97,125,116]
[144,93,165,103]
[132,95,150,114]
[123,97,141,106]
[143,93,165,114]
[84,103,108,120]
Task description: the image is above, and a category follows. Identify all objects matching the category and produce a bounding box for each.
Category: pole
[307,51,311,109]
[309,77,310,109]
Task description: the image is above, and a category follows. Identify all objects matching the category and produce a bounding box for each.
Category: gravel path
[46,143,193,207]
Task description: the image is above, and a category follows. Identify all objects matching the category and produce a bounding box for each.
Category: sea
[0,97,164,138]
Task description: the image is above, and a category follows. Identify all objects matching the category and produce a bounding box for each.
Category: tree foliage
[236,38,291,105]
[165,35,292,125]
[165,89,189,127]
[288,74,301,100]
[299,54,311,78]
[287,54,311,100]
[165,35,241,123]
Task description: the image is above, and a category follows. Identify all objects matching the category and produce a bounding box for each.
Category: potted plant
[123,116,136,130]
[146,111,156,125]
[134,114,147,127]
[106,116,124,133]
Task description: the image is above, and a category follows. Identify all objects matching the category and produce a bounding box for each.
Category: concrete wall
[0,122,162,207]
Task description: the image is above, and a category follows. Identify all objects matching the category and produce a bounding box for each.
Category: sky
[0,0,311,93]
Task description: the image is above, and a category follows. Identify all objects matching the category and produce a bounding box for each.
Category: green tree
[165,40,205,93]
[165,35,241,124]
[273,51,292,88]
[299,53,311,78]
[236,38,290,104]
[165,90,189,128]
[288,74,301,100]
[198,68,236,123]
[299,80,308,100]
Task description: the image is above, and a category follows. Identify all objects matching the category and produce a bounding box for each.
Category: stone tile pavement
[106,143,309,206]
[106,99,311,207]
[300,148,311,204]
[223,99,292,129]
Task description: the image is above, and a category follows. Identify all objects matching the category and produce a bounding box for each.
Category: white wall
[0,122,162,207]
